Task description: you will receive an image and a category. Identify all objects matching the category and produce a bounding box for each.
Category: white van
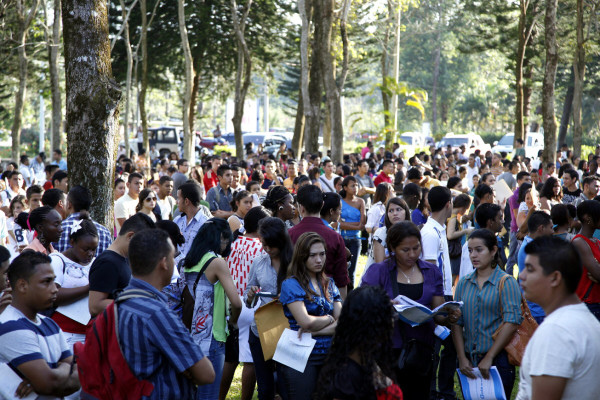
[492,132,544,159]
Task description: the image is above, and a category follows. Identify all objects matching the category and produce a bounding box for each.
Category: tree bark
[523,61,533,133]
[388,0,401,148]
[292,85,305,155]
[62,0,121,228]
[299,0,317,154]
[190,58,202,134]
[558,67,574,149]
[380,2,392,134]
[572,0,585,158]
[11,0,40,163]
[541,0,558,174]
[431,33,441,136]
[119,0,134,158]
[49,0,62,151]
[231,0,253,159]
[139,0,149,160]
[178,0,195,163]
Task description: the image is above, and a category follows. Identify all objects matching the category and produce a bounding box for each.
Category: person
[447,194,474,285]
[0,251,80,397]
[314,286,403,400]
[573,176,598,207]
[262,185,296,225]
[497,161,518,190]
[52,148,68,171]
[283,159,298,191]
[136,188,161,222]
[365,197,410,271]
[56,185,113,257]
[25,184,44,211]
[516,236,600,400]
[279,232,343,400]
[339,176,366,287]
[173,182,212,264]
[262,159,283,189]
[361,222,460,399]
[551,204,575,242]
[19,154,33,187]
[244,217,293,399]
[30,152,46,184]
[222,207,270,400]
[561,169,581,205]
[539,176,563,211]
[203,155,223,192]
[506,171,532,275]
[118,228,216,398]
[355,159,376,207]
[43,164,60,190]
[7,196,29,259]
[114,172,144,232]
[50,214,98,347]
[20,206,62,255]
[516,183,539,238]
[114,178,126,202]
[183,218,242,400]
[42,188,67,219]
[0,245,12,314]
[516,211,553,324]
[319,159,338,193]
[290,185,350,299]
[1,171,26,213]
[452,229,522,399]
[51,170,69,193]
[571,200,600,320]
[227,190,253,234]
[207,164,234,218]
[374,159,394,186]
[172,158,191,194]
[156,175,176,220]
[88,213,155,317]
[402,182,426,226]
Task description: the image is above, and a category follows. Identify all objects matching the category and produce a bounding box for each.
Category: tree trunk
[292,86,305,156]
[431,39,441,137]
[11,0,40,163]
[541,0,558,175]
[231,0,253,159]
[558,67,574,149]
[49,0,62,152]
[388,0,401,148]
[514,0,527,145]
[139,0,149,160]
[523,61,533,134]
[380,6,391,134]
[299,0,318,155]
[62,0,121,229]
[572,0,585,158]
[306,0,324,155]
[119,0,134,158]
[178,0,195,164]
[190,58,202,134]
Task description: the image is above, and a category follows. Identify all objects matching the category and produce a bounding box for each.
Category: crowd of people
[1,139,600,400]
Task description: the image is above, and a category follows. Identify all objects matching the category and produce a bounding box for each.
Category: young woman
[184,218,243,400]
[262,185,296,224]
[539,176,563,211]
[50,214,99,347]
[361,222,459,399]
[279,232,343,400]
[516,183,539,237]
[114,178,126,201]
[19,206,62,255]
[365,183,394,235]
[339,176,366,287]
[447,194,474,284]
[135,188,161,222]
[309,167,322,189]
[228,190,253,233]
[314,286,403,400]
[244,217,294,400]
[6,195,29,259]
[452,229,522,399]
[365,198,410,270]
[551,203,575,242]
[320,192,342,232]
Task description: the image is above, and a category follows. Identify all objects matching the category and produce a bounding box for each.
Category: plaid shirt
[56,212,113,257]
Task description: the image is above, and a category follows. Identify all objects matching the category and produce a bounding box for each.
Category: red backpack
[74,290,155,400]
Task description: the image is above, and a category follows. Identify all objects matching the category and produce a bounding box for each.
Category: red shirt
[573,234,600,304]
[288,217,350,288]
[374,172,392,187]
[203,169,219,191]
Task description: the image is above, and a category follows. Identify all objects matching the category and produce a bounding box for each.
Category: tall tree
[44,0,62,151]
[178,0,194,163]
[138,0,149,161]
[117,0,137,158]
[541,0,558,172]
[62,0,121,228]
[11,0,40,163]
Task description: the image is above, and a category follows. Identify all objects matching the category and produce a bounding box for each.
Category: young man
[203,155,222,192]
[419,186,456,400]
[57,185,113,256]
[262,159,282,189]
[41,188,67,219]
[43,164,60,191]
[466,154,479,190]
[30,152,46,184]
[51,170,69,193]
[118,229,215,398]
[171,158,190,194]
[174,182,212,264]
[51,149,67,171]
[114,172,144,231]
[25,185,44,211]
[355,159,376,206]
[517,236,600,400]
[318,159,338,193]
[490,153,503,177]
[480,172,496,187]
[1,171,26,212]
[289,185,349,299]
[206,164,234,218]
[517,211,554,324]
[230,165,243,192]
[0,252,80,397]
[88,213,155,317]
[506,171,532,274]
[498,161,518,190]
[156,175,176,220]
[561,169,581,205]
[573,176,598,207]
[282,159,298,191]
[373,159,394,187]
[19,154,33,187]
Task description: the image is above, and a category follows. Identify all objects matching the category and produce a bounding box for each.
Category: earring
[279,206,284,211]
[38,230,45,244]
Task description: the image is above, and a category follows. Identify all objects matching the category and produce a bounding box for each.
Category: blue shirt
[279,277,342,355]
[517,236,545,318]
[206,184,233,212]
[340,199,361,239]
[52,158,67,171]
[56,212,113,257]
[411,209,427,226]
[118,278,205,400]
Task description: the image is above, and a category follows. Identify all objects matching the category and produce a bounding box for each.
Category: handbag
[492,274,538,366]
[448,218,463,259]
[397,338,434,376]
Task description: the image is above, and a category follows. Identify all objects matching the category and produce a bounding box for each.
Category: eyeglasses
[145,197,157,202]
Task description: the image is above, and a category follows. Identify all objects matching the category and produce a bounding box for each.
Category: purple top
[361,258,443,349]
[508,188,520,233]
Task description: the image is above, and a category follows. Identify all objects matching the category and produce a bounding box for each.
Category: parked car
[398,132,426,147]
[437,132,491,154]
[199,136,228,150]
[492,132,544,159]
[120,126,181,157]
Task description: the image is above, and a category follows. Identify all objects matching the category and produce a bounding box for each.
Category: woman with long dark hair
[227,190,253,233]
[339,176,366,287]
[183,218,242,400]
[539,176,563,211]
[244,217,294,399]
[315,286,403,400]
[279,232,343,399]
[135,188,161,222]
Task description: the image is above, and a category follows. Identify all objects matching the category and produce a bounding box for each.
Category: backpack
[74,289,156,400]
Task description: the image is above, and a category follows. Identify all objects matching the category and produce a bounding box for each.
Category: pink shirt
[23,238,56,255]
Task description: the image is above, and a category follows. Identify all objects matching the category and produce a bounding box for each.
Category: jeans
[196,338,226,400]
[279,352,326,400]
[471,350,515,400]
[344,237,361,287]
[249,330,286,400]
[506,232,521,276]
[586,303,600,322]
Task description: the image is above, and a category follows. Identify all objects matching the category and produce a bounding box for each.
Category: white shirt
[517,303,600,400]
[157,195,176,220]
[19,164,33,186]
[420,218,453,296]
[114,193,138,231]
[319,174,339,193]
[0,187,26,208]
[466,165,479,189]
[459,241,473,279]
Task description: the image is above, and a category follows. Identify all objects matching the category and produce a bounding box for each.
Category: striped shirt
[118,278,205,400]
[56,212,113,257]
[173,206,212,265]
[454,266,522,355]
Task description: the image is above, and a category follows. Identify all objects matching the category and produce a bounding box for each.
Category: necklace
[398,265,415,283]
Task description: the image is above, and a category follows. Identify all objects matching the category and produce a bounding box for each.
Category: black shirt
[89,249,130,299]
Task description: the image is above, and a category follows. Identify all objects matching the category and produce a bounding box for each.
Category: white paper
[493,180,514,203]
[457,367,506,400]
[0,363,38,400]
[393,295,462,327]
[272,328,316,373]
[55,296,91,326]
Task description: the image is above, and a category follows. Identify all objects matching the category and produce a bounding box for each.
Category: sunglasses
[145,197,157,202]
